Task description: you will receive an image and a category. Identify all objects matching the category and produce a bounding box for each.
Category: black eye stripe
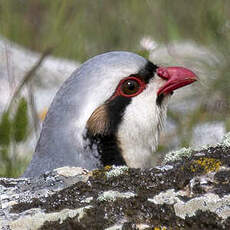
[137,61,158,83]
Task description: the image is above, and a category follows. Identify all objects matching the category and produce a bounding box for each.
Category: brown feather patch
[87,104,110,136]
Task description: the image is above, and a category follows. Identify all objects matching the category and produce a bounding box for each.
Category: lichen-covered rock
[1,135,230,229]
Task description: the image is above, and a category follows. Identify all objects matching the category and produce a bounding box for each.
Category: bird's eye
[121,79,140,95]
[112,76,146,98]
[110,76,146,100]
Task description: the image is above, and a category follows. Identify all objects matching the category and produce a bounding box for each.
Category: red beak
[157,66,197,96]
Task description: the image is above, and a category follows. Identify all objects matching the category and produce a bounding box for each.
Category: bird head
[26,51,197,177]
[71,51,197,168]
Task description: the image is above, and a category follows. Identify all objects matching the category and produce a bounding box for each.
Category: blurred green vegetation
[0,98,29,177]
[1,0,230,177]
[1,0,230,61]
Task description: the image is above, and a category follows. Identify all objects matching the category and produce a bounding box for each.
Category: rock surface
[1,134,230,229]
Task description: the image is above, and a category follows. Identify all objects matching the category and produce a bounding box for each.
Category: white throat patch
[117,76,170,168]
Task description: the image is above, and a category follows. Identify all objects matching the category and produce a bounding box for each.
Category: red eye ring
[114,76,146,98]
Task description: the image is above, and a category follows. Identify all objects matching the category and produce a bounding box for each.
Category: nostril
[156,67,170,80]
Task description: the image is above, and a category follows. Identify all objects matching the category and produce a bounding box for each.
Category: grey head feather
[23,51,148,177]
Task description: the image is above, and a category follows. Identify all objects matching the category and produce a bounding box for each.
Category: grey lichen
[97,190,136,202]
[148,189,230,220]
[163,132,230,164]
[163,147,193,164]
[175,193,230,219]
[220,132,230,147]
[105,166,129,179]
[148,189,187,205]
[1,206,92,230]
[105,224,123,230]
[105,223,150,230]
[81,196,93,204]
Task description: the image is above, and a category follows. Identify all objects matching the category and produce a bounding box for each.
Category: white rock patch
[148,189,230,219]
